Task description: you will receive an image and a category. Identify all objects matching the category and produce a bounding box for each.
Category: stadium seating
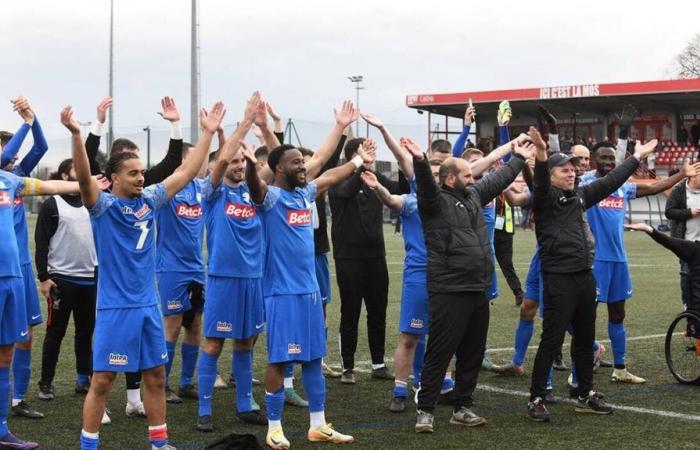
[655,141,699,170]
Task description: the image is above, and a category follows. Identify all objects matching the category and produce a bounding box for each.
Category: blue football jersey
[156,179,205,274]
[0,171,26,277]
[12,196,31,265]
[89,183,168,309]
[400,178,427,283]
[203,178,264,278]
[259,183,318,296]
[579,172,637,262]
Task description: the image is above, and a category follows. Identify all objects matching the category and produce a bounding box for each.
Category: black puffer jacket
[665,182,692,239]
[413,155,525,294]
[533,156,639,273]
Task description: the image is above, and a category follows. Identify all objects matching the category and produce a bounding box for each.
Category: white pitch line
[486,332,679,353]
[478,384,700,422]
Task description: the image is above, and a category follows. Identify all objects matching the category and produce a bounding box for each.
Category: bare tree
[673,34,700,79]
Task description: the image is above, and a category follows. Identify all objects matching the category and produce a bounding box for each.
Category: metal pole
[143,126,151,168]
[190,0,200,142]
[108,0,114,150]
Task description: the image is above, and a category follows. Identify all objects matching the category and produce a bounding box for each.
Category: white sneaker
[612,368,646,384]
[125,401,147,417]
[213,373,227,389]
[101,409,111,425]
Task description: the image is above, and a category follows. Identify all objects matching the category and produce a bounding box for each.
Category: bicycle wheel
[665,310,700,384]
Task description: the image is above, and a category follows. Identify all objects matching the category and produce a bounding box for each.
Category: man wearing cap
[526,127,658,422]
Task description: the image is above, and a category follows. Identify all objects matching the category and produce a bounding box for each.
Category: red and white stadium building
[406,78,700,173]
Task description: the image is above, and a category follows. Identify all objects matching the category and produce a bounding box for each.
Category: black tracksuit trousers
[417,291,489,412]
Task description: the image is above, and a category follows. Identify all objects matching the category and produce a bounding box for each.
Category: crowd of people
[0,93,698,450]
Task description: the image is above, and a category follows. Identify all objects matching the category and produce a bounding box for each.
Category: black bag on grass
[204,433,263,450]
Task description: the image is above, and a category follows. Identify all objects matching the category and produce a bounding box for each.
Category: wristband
[170,121,183,140]
[22,178,42,196]
[91,121,104,136]
[351,155,363,169]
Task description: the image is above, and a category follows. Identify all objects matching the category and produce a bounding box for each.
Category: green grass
[11,217,699,449]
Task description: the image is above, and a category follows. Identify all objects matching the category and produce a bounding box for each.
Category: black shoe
[237,410,267,426]
[527,398,550,422]
[389,396,406,413]
[11,401,44,419]
[371,367,394,380]
[197,415,214,432]
[598,359,613,368]
[437,390,457,406]
[552,357,568,371]
[575,391,613,415]
[38,383,55,401]
[178,384,198,400]
[75,381,90,395]
[165,386,182,404]
[544,390,558,405]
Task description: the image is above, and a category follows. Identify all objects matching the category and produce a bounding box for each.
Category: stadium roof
[406,78,700,119]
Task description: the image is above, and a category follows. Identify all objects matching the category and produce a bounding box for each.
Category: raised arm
[144,96,184,186]
[402,138,440,218]
[17,116,49,176]
[626,223,700,264]
[266,103,284,142]
[474,147,528,206]
[210,93,260,188]
[503,185,530,207]
[362,113,413,177]
[636,162,700,197]
[242,145,267,204]
[452,106,475,157]
[581,140,656,208]
[61,106,100,208]
[85,97,112,175]
[360,170,404,211]
[1,96,33,167]
[315,146,370,195]
[470,133,527,178]
[304,101,359,180]
[616,104,637,165]
[162,101,226,199]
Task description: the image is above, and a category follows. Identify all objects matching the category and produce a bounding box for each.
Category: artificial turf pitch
[10,218,699,449]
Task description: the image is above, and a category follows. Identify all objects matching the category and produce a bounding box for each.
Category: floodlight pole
[143,126,151,168]
[347,75,364,136]
[108,0,114,150]
[190,0,201,142]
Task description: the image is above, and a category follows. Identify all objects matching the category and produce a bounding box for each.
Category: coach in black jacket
[329,138,404,381]
[527,128,657,421]
[404,137,529,431]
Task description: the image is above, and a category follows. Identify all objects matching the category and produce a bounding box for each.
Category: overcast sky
[2,0,699,166]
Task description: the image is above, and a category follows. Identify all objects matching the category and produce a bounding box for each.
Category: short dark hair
[254,146,269,160]
[591,141,614,155]
[182,142,195,158]
[105,152,140,180]
[0,131,13,146]
[50,158,73,180]
[462,148,483,160]
[267,145,297,172]
[111,138,138,154]
[438,159,460,184]
[431,139,452,154]
[344,138,366,162]
[298,147,314,158]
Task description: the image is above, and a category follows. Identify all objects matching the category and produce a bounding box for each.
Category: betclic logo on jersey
[108,353,128,366]
[598,197,624,210]
[176,204,203,219]
[287,343,302,354]
[167,299,183,311]
[286,209,311,226]
[121,204,152,218]
[225,202,256,219]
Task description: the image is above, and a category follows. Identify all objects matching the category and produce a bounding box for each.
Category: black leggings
[40,278,96,385]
